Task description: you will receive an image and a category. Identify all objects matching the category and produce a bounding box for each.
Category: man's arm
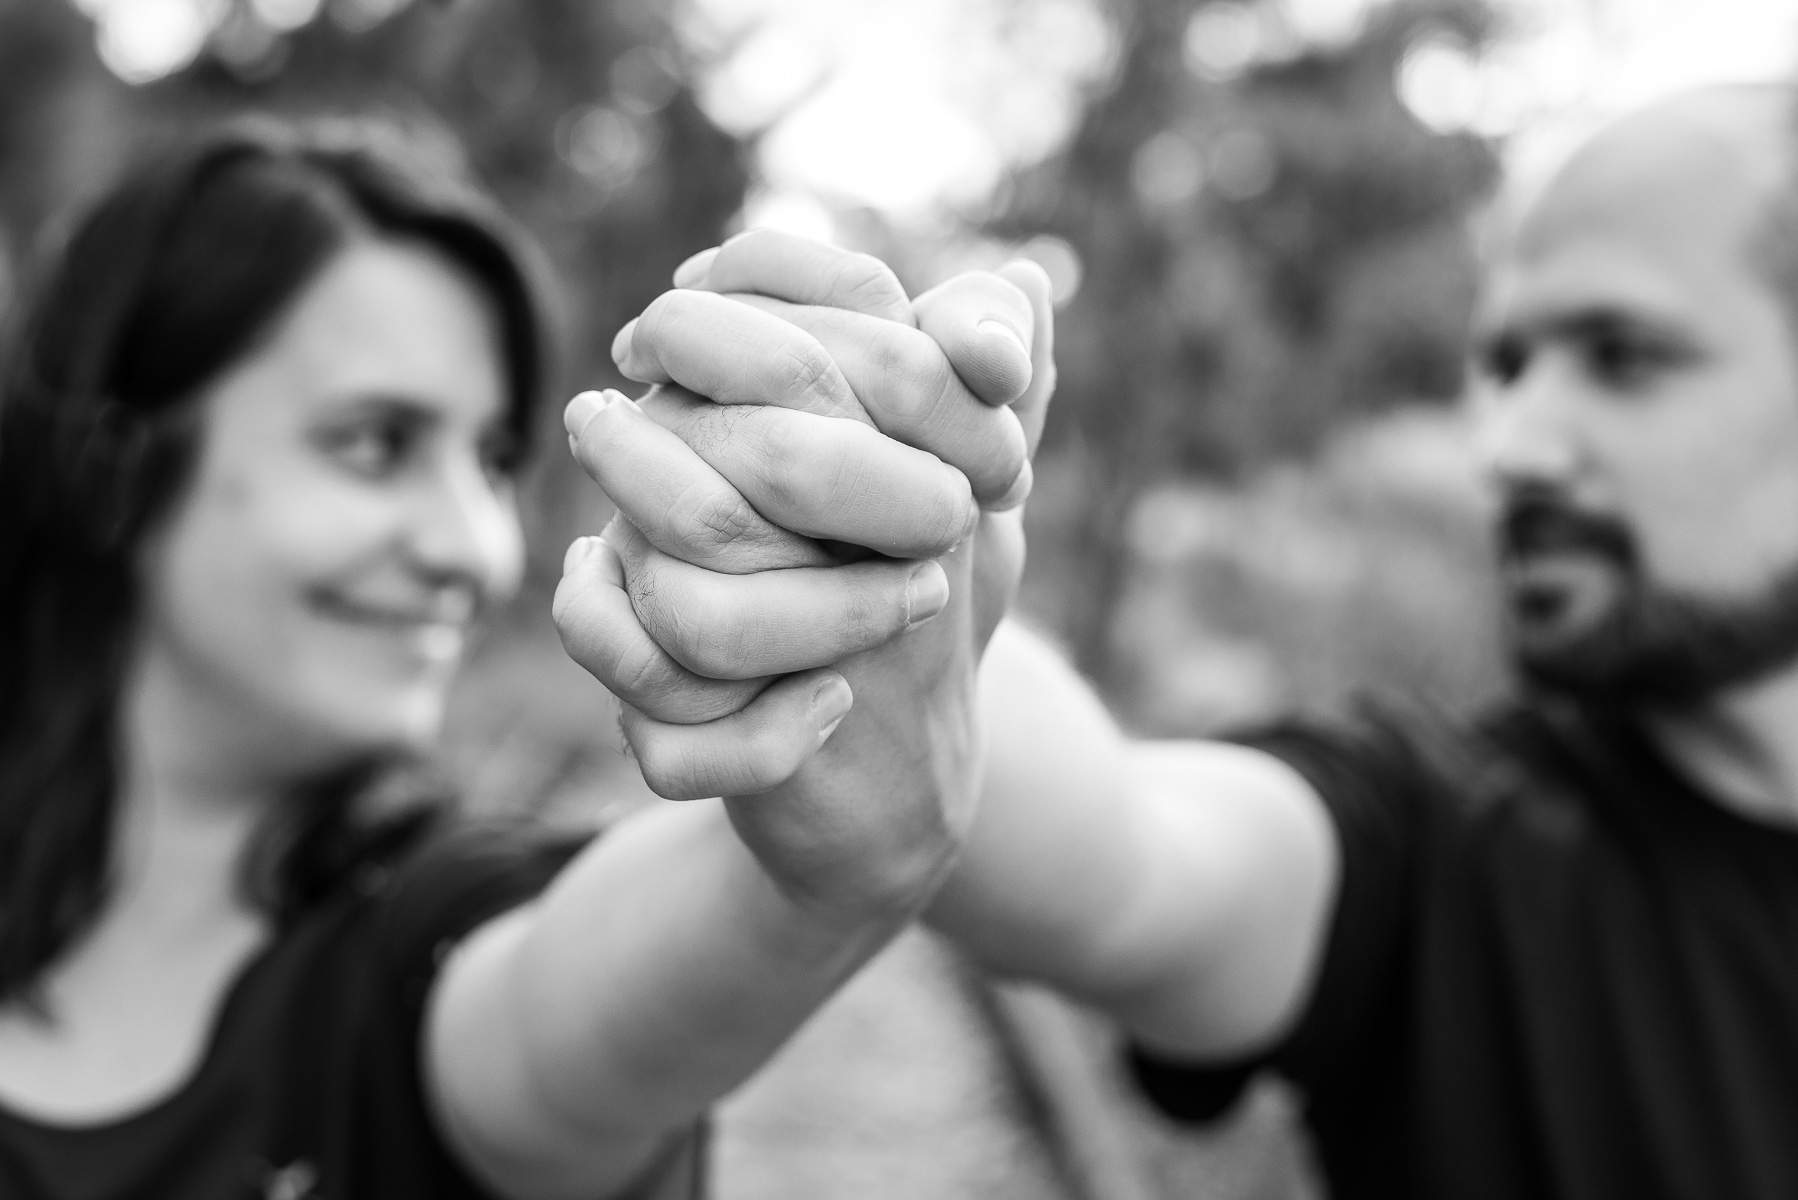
[937,620,1340,1060]
[562,234,1344,1066]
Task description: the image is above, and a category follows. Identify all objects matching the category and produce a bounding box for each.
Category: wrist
[723,791,963,928]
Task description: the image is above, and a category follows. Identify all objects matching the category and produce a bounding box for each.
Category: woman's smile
[307,583,476,666]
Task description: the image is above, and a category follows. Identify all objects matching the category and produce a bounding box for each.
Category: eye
[314,412,419,479]
[478,424,524,483]
[1478,334,1528,386]
[1581,329,1691,391]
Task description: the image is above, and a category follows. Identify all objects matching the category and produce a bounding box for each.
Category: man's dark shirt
[1130,696,1798,1200]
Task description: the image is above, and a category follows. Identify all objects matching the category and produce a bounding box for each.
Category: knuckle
[606,633,680,705]
[669,482,762,553]
[667,400,738,462]
[830,253,908,318]
[633,739,698,801]
[840,579,893,648]
[875,330,955,416]
[661,584,749,679]
[926,476,977,549]
[750,413,824,508]
[770,340,840,410]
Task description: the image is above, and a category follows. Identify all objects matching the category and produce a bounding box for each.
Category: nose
[1474,355,1586,493]
[407,453,525,607]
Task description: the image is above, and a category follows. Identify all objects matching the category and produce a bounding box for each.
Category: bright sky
[68,0,1798,222]
[689,0,1798,227]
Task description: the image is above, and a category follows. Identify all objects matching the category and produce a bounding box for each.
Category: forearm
[428,799,907,1200]
[928,620,1339,1057]
[927,619,1169,999]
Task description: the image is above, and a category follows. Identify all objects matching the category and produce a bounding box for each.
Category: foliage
[994,0,1503,680]
[0,0,749,591]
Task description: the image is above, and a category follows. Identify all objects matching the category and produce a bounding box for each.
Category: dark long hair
[0,117,551,1002]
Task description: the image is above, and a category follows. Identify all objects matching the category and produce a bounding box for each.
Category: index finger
[671,229,915,324]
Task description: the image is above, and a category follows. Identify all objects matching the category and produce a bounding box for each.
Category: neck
[103,643,287,947]
[1641,663,1798,829]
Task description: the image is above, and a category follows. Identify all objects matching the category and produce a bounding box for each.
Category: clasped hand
[554,230,1053,920]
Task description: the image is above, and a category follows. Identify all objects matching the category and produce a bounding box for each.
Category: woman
[0,116,1023,1200]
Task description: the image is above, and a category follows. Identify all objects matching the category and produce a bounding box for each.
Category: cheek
[1610,373,1798,591]
[146,465,436,743]
[158,466,393,626]
[481,494,528,605]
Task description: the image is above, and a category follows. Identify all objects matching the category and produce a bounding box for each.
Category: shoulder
[1209,695,1618,923]
[250,822,597,1199]
[265,818,593,1022]
[366,821,594,992]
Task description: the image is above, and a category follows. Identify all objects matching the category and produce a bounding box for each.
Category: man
[567,84,1798,1199]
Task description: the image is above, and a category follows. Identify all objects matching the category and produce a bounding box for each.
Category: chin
[302,682,450,760]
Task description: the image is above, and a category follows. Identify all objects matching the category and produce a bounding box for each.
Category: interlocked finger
[621,668,854,801]
[612,290,868,422]
[672,228,914,324]
[713,296,1030,507]
[553,533,772,725]
[565,389,829,574]
[635,386,977,559]
[909,271,1036,409]
[606,520,953,680]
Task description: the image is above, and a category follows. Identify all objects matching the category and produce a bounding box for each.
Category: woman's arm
[422,234,1048,1200]
[425,797,916,1200]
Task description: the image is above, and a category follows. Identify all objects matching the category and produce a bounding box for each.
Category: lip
[308,588,474,662]
[310,584,474,625]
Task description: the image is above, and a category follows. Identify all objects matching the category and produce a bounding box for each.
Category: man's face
[1473,104,1798,704]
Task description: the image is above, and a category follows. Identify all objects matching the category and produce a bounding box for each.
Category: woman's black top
[1131,696,1798,1200]
[0,824,704,1200]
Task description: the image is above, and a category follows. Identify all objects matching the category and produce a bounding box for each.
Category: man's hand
[555,231,1054,916]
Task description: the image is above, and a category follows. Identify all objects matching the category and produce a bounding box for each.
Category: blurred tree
[994,0,1503,683]
[0,0,751,592]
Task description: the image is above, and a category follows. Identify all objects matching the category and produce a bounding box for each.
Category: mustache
[1499,491,1637,567]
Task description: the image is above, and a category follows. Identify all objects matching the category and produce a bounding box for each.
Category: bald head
[1476,85,1798,705]
[1515,85,1798,314]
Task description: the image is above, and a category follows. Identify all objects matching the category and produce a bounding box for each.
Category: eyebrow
[1478,305,1702,354]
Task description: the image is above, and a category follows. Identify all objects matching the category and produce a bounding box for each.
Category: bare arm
[425,798,908,1200]
[934,620,1341,1059]
[420,234,1046,1200]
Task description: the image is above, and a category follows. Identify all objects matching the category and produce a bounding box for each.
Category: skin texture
[576,87,1798,1066]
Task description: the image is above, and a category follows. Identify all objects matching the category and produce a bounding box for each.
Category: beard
[1500,489,1798,705]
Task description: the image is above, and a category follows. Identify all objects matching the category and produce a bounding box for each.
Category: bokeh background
[3,1,1796,1196]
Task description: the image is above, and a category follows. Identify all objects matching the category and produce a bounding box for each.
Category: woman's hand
[428,234,1055,1200]
[555,231,1055,917]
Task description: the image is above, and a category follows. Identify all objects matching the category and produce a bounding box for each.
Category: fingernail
[564,390,608,440]
[565,389,631,443]
[978,318,1029,361]
[610,319,639,368]
[990,459,1034,512]
[561,535,605,574]
[904,561,951,631]
[672,247,720,288]
[813,676,853,745]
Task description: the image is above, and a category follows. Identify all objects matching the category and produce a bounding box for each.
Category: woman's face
[139,239,526,774]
